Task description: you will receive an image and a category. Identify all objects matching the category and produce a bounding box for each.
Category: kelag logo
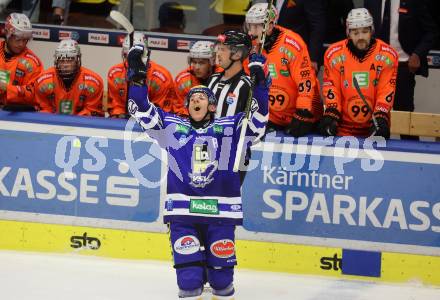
[70,232,101,250]
[320,253,342,271]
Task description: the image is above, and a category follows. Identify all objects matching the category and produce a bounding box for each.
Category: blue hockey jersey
[128,84,268,225]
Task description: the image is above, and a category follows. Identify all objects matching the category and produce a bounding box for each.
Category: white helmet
[245,3,278,25]
[5,13,33,40]
[346,8,374,35]
[122,31,149,63]
[54,39,81,81]
[188,41,215,64]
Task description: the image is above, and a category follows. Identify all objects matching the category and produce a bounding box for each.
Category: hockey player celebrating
[245,2,322,136]
[319,8,398,138]
[126,42,269,299]
[107,32,176,118]
[0,13,43,111]
[174,41,221,116]
[35,39,104,116]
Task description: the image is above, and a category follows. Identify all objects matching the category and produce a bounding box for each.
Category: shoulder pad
[284,35,303,52]
[152,70,167,83]
[379,43,398,60]
[108,66,124,78]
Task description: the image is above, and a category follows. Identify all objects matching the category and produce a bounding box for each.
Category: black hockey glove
[248,53,270,87]
[285,109,315,137]
[127,44,147,85]
[318,108,340,136]
[370,112,390,139]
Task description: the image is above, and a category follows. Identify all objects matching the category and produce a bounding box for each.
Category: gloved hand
[285,109,315,137]
[318,108,340,136]
[370,112,390,139]
[127,44,147,85]
[248,53,270,87]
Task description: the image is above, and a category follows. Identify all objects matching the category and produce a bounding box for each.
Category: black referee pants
[395,62,418,140]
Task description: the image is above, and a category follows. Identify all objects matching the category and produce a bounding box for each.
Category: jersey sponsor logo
[15,69,25,78]
[284,36,301,52]
[32,28,50,39]
[88,33,109,44]
[380,45,397,59]
[322,80,333,87]
[326,45,342,59]
[39,82,55,93]
[109,67,124,78]
[190,199,219,215]
[281,58,288,66]
[152,70,166,82]
[174,235,200,255]
[176,72,191,83]
[113,77,125,85]
[37,73,53,84]
[210,239,235,258]
[280,67,290,77]
[376,104,389,114]
[0,63,10,81]
[226,92,237,105]
[330,54,346,68]
[85,75,100,86]
[352,72,369,88]
[279,46,295,60]
[343,80,349,88]
[268,64,277,78]
[176,123,190,134]
[230,204,241,211]
[213,124,223,134]
[375,54,394,66]
[148,37,169,49]
[19,58,33,72]
[300,56,309,69]
[59,99,73,114]
[25,53,40,66]
[177,40,191,50]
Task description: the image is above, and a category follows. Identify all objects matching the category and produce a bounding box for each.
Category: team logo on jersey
[213,125,223,134]
[268,64,277,79]
[189,143,218,188]
[281,58,288,66]
[174,235,200,255]
[352,72,369,88]
[343,80,349,88]
[210,239,235,258]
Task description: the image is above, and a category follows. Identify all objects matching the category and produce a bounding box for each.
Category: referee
[207,30,253,118]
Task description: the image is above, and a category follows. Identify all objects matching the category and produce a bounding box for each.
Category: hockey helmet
[245,3,278,25]
[4,13,33,40]
[122,31,149,63]
[216,30,252,59]
[346,8,374,35]
[188,41,215,65]
[185,85,217,108]
[54,39,81,81]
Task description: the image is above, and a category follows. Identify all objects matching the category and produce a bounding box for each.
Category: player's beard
[355,39,369,50]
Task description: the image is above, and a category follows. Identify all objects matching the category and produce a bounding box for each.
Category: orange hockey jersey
[323,39,398,136]
[0,41,43,107]
[35,66,104,116]
[245,25,320,127]
[173,66,223,117]
[107,61,175,117]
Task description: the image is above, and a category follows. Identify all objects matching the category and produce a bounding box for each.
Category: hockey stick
[233,0,274,172]
[109,10,136,116]
[352,76,379,134]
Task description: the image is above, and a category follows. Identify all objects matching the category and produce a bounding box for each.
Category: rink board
[0,112,440,286]
[1,219,439,286]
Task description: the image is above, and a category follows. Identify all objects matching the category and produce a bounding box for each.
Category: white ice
[0,250,439,300]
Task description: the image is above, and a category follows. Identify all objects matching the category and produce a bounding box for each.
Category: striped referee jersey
[207,69,252,118]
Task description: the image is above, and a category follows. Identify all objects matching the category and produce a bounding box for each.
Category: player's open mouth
[194,107,200,111]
